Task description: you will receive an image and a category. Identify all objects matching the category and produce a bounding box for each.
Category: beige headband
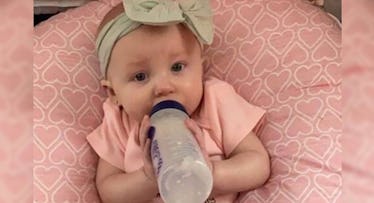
[96,0,214,78]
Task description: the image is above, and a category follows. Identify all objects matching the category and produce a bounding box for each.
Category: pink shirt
[87,77,266,203]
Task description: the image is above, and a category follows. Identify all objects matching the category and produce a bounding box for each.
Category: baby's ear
[202,55,209,69]
[100,79,118,105]
[202,55,208,63]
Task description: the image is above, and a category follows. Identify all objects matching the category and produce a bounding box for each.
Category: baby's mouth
[153,98,181,107]
[151,99,184,111]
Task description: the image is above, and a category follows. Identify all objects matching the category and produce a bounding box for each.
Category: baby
[87,0,270,202]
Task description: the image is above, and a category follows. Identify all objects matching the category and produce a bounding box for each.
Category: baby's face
[104,24,204,122]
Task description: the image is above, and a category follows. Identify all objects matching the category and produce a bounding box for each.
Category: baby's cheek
[121,103,139,119]
[186,87,203,114]
[135,108,152,122]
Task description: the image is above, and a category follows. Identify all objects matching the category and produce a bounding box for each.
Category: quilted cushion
[33,0,342,202]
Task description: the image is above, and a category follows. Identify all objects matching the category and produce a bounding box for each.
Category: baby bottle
[149,100,213,203]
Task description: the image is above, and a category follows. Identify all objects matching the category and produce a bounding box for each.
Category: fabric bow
[96,0,213,78]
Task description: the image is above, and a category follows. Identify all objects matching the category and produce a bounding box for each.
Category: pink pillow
[1,1,33,202]
[33,0,342,202]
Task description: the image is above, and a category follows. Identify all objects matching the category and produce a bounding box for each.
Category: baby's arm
[186,119,270,196]
[94,115,158,203]
[95,158,158,203]
[211,131,270,196]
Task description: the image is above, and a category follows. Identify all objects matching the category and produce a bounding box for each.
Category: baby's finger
[185,119,212,170]
[136,115,147,145]
[143,137,156,181]
[138,115,150,148]
[144,137,152,162]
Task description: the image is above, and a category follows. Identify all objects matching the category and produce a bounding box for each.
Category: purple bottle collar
[150,100,187,116]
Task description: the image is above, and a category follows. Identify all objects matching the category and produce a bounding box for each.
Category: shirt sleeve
[202,79,266,156]
[86,99,128,170]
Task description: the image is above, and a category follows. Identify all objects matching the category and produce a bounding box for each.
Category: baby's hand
[138,115,157,182]
[185,118,213,172]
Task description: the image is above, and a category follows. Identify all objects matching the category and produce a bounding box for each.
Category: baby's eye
[134,72,148,81]
[171,62,185,72]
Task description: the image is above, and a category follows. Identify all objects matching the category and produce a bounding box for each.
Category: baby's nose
[154,77,175,97]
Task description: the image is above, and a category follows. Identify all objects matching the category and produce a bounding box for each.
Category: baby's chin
[121,108,149,124]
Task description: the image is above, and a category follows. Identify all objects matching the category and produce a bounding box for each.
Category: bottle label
[150,109,207,177]
[151,128,203,176]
